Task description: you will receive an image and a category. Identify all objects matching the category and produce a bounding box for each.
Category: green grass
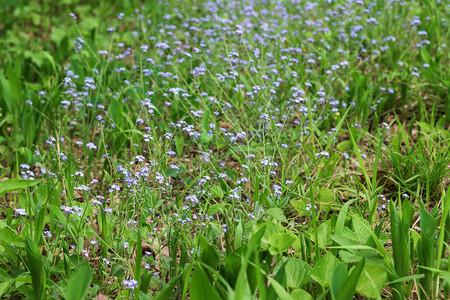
[0,0,449,299]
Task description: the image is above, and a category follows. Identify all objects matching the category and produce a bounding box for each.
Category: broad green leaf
[0,72,13,113]
[334,257,365,300]
[420,48,432,64]
[25,239,45,300]
[268,233,295,255]
[356,264,387,298]
[417,208,436,298]
[315,220,332,248]
[311,252,340,287]
[207,203,224,216]
[0,281,11,297]
[401,199,414,233]
[0,179,43,194]
[190,266,221,300]
[0,224,25,247]
[50,27,67,45]
[66,262,92,300]
[234,221,243,250]
[6,64,22,109]
[252,221,284,251]
[290,200,306,217]
[267,262,290,300]
[199,236,220,269]
[265,207,287,223]
[234,258,252,300]
[352,215,371,244]
[285,258,312,288]
[419,208,436,239]
[175,135,184,157]
[200,132,213,144]
[318,187,334,203]
[209,185,224,199]
[267,276,293,300]
[34,208,46,248]
[165,166,187,177]
[140,272,152,295]
[331,262,348,299]
[248,227,265,252]
[333,226,359,245]
[389,201,411,277]
[338,250,360,264]
[290,289,312,300]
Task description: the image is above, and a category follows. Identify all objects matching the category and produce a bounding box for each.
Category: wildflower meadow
[0,0,449,299]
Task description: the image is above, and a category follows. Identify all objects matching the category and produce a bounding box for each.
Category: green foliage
[0,179,42,194]
[66,262,92,300]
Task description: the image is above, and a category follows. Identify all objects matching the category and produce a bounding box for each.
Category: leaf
[6,64,22,109]
[268,233,295,255]
[419,208,436,239]
[165,166,187,177]
[0,179,43,194]
[335,256,365,300]
[200,132,214,144]
[0,281,11,297]
[0,224,25,247]
[417,208,437,297]
[290,199,306,217]
[209,185,224,199]
[199,236,220,270]
[331,263,349,300]
[34,208,46,248]
[252,221,284,251]
[338,250,360,264]
[290,289,312,300]
[389,201,411,277]
[25,239,45,300]
[314,220,332,248]
[335,199,357,235]
[265,207,287,223]
[248,227,265,252]
[234,257,252,300]
[0,72,13,113]
[234,222,243,250]
[153,274,182,300]
[207,203,224,215]
[311,252,340,287]
[140,273,152,294]
[190,266,221,300]
[420,48,432,64]
[267,262,291,300]
[267,276,293,300]
[318,188,334,203]
[66,261,92,300]
[356,264,387,298]
[175,135,184,157]
[331,228,358,247]
[50,27,67,45]
[285,258,312,288]
[401,199,414,233]
[352,215,371,244]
